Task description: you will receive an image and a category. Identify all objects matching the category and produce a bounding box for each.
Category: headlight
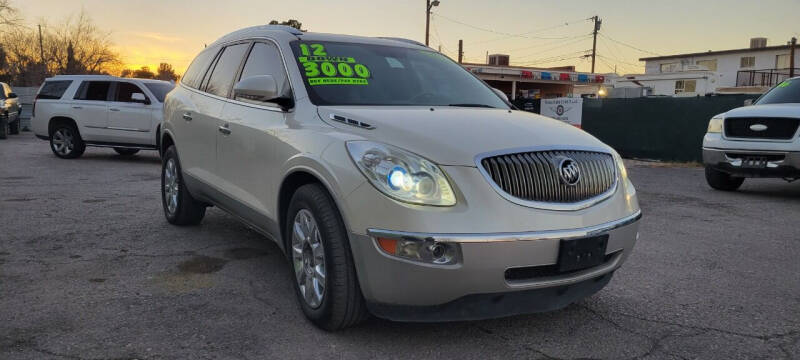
[346,141,456,206]
[707,117,723,133]
[612,150,628,180]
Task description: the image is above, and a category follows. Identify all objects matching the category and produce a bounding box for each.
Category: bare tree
[0,0,20,29]
[269,19,305,31]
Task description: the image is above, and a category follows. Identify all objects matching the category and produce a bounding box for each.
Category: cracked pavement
[1,133,799,359]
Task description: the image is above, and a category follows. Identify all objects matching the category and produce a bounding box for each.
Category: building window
[776,54,790,69]
[675,80,697,94]
[696,59,717,71]
[660,63,679,73]
[740,56,755,68]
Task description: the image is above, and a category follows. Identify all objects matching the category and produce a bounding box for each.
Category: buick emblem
[558,158,580,186]
[749,124,768,132]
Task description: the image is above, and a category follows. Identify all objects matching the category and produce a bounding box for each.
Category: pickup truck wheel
[50,124,86,159]
[8,119,19,135]
[705,166,744,191]
[0,116,7,139]
[286,184,368,330]
[114,148,140,156]
[161,145,205,225]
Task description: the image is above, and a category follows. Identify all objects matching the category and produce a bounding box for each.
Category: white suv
[162,26,640,330]
[703,77,800,190]
[31,75,175,158]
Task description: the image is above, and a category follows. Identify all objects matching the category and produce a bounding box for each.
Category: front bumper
[349,211,641,321]
[703,147,800,178]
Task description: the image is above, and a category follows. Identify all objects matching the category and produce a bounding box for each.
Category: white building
[615,38,798,96]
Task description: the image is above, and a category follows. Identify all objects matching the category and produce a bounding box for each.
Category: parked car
[703,77,800,190]
[0,82,21,139]
[31,75,175,158]
[161,25,641,330]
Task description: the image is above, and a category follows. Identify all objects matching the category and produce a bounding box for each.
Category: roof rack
[376,37,427,48]
[264,25,304,36]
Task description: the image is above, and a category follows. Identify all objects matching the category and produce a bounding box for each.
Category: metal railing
[736,68,800,87]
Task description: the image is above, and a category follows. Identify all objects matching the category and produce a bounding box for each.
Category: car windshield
[755,78,800,105]
[144,82,175,103]
[289,41,509,108]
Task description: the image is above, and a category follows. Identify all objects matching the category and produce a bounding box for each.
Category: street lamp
[425,0,441,47]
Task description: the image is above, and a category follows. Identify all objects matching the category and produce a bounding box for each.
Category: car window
[75,81,112,101]
[37,80,73,100]
[115,82,148,103]
[755,78,800,105]
[182,48,218,89]
[204,43,249,97]
[289,41,509,108]
[144,82,174,103]
[237,42,291,101]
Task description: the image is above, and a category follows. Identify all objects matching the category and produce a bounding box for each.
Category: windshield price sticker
[298,43,371,86]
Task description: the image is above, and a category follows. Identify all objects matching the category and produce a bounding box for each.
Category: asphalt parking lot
[1,132,799,360]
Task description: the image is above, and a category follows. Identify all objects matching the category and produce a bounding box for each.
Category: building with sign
[462,57,611,100]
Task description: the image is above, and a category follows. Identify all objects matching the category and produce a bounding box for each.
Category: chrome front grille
[479,150,617,206]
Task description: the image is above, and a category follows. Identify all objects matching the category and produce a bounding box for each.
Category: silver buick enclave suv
[161,25,641,330]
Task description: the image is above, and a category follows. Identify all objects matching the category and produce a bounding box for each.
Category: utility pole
[458,39,463,63]
[38,24,45,77]
[425,0,440,47]
[790,37,797,78]
[590,15,602,73]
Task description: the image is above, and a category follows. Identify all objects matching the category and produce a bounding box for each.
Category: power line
[518,50,590,66]
[469,17,592,45]
[431,13,584,41]
[512,36,592,62]
[598,32,661,56]
[509,33,592,53]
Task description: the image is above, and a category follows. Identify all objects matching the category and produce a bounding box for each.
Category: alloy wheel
[163,158,179,214]
[52,128,74,155]
[291,209,326,309]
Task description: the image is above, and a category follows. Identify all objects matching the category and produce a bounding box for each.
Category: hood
[317,106,610,166]
[724,103,800,119]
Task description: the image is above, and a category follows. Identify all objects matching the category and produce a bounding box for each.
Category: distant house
[615,38,799,96]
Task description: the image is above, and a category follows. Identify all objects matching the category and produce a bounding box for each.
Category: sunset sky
[16,0,800,75]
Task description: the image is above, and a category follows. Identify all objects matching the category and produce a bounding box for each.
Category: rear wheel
[49,124,85,159]
[0,116,7,139]
[114,148,140,156]
[286,184,368,331]
[161,145,206,225]
[705,166,744,191]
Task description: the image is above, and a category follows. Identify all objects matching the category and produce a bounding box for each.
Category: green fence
[581,95,760,162]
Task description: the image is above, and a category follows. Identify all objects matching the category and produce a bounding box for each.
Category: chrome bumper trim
[367,210,642,244]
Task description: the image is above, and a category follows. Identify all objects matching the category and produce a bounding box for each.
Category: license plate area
[557,235,608,273]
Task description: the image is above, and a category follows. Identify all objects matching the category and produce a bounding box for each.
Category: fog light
[374,236,459,265]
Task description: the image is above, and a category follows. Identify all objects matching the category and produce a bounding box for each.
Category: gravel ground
[1,132,799,360]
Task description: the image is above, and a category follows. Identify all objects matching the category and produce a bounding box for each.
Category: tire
[161,145,206,225]
[49,123,86,159]
[8,119,19,135]
[114,148,140,156]
[0,116,7,139]
[286,183,368,331]
[705,166,744,191]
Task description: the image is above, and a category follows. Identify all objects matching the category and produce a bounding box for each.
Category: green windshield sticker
[298,43,372,86]
[777,80,791,88]
[308,78,368,86]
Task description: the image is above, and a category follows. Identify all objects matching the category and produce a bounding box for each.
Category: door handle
[72,106,82,109]
[109,108,120,112]
[218,124,231,135]
[182,113,192,121]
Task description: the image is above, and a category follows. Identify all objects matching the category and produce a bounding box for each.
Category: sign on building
[541,97,583,128]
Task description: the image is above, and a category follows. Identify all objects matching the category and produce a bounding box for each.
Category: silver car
[160,25,641,330]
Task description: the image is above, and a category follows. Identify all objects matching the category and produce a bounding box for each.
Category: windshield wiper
[448,103,496,108]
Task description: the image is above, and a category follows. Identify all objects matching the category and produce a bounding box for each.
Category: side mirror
[492,88,509,102]
[131,93,149,104]
[7,92,17,99]
[234,75,279,103]
[743,99,753,106]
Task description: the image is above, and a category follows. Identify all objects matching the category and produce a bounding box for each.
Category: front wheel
[8,119,19,135]
[161,145,206,225]
[705,166,744,191]
[286,184,368,331]
[114,148,140,156]
[49,124,86,159]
